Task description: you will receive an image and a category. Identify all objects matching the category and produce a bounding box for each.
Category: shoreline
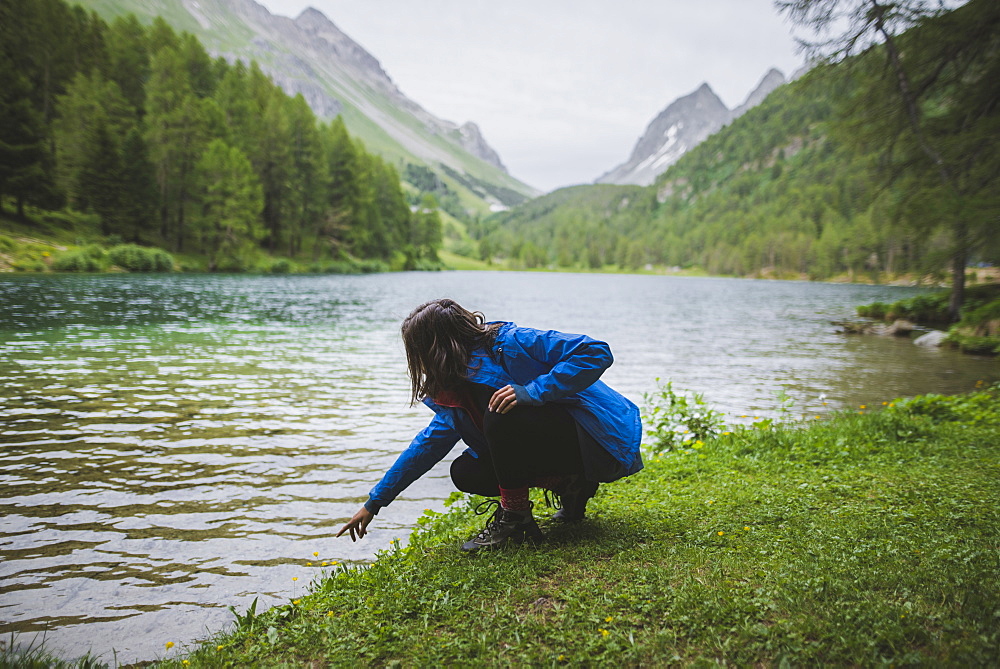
[132,386,1000,667]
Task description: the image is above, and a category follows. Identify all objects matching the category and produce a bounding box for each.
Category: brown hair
[401,299,499,404]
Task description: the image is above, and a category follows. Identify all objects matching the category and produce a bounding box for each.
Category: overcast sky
[255,0,806,192]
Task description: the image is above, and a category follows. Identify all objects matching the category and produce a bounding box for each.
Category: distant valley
[78,0,537,212]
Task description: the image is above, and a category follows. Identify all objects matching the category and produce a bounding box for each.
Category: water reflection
[0,272,995,662]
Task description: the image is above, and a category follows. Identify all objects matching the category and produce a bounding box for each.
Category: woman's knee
[450,453,500,497]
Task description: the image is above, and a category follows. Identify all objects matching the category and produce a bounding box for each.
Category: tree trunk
[948,221,968,322]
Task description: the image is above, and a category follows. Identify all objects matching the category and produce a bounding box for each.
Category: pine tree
[79,115,123,235]
[193,139,264,271]
[106,14,151,116]
[317,117,360,259]
[145,46,208,251]
[285,94,323,257]
[119,127,158,242]
[0,58,49,216]
[52,70,133,209]
[777,0,1000,317]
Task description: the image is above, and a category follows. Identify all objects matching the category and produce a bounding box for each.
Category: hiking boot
[550,476,599,523]
[461,500,543,552]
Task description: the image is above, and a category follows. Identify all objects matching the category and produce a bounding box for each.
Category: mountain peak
[596,82,729,186]
[596,69,786,186]
[295,7,327,24]
[167,0,526,199]
[733,68,786,118]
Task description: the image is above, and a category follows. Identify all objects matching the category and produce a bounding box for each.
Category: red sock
[531,475,564,491]
[498,486,531,513]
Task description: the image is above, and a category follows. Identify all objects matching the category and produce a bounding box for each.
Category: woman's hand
[489,385,518,414]
[336,506,374,541]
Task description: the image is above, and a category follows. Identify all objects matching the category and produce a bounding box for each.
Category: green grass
[149,385,1000,668]
[438,249,496,271]
[858,285,1000,355]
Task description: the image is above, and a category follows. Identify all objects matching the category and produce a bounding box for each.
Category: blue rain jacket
[365,322,643,513]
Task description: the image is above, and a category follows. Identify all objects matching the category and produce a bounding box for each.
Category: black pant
[449,399,584,496]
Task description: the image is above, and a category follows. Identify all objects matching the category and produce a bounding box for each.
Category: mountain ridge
[80,0,536,210]
[597,68,787,186]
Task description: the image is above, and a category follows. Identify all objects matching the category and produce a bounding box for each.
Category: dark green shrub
[12,259,46,272]
[107,244,174,272]
[268,258,292,274]
[355,259,389,274]
[856,301,888,319]
[52,247,106,272]
[150,248,173,272]
[319,261,358,274]
[886,293,950,322]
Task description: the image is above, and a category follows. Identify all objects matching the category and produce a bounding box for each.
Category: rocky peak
[290,5,398,96]
[179,0,517,186]
[597,82,730,186]
[455,122,506,171]
[732,68,786,119]
[596,68,788,186]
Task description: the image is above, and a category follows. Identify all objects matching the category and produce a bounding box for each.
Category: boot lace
[470,499,504,542]
[543,488,562,510]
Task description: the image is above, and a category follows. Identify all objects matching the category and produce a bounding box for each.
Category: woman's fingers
[489,385,518,414]
[336,507,373,541]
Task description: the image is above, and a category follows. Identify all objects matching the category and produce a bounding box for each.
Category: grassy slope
[73,0,536,215]
[156,387,1000,667]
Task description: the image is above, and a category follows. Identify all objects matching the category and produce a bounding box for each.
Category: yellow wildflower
[332,561,339,565]
[306,562,312,566]
[718,531,724,536]
[165,642,175,650]
[558,654,565,661]
[313,551,319,557]
[322,562,328,566]
[860,404,866,409]
[605,616,613,623]
[217,645,224,651]
[293,599,300,605]
[707,500,714,504]
[744,526,750,531]
[327,610,334,617]
[598,628,609,637]
[292,577,298,581]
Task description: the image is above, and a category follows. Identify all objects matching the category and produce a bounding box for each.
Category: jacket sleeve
[365,411,461,514]
[508,327,613,406]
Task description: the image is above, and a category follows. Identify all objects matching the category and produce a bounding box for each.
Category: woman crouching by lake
[337,298,643,552]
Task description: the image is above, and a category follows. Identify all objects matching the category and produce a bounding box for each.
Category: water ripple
[0,272,995,662]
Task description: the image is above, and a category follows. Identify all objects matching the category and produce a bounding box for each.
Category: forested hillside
[475,0,999,287]
[0,0,442,271]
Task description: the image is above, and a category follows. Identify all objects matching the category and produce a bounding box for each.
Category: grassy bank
[0,209,429,275]
[858,283,1000,355]
[124,386,1000,668]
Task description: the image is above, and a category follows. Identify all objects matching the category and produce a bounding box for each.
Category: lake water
[1,271,996,663]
